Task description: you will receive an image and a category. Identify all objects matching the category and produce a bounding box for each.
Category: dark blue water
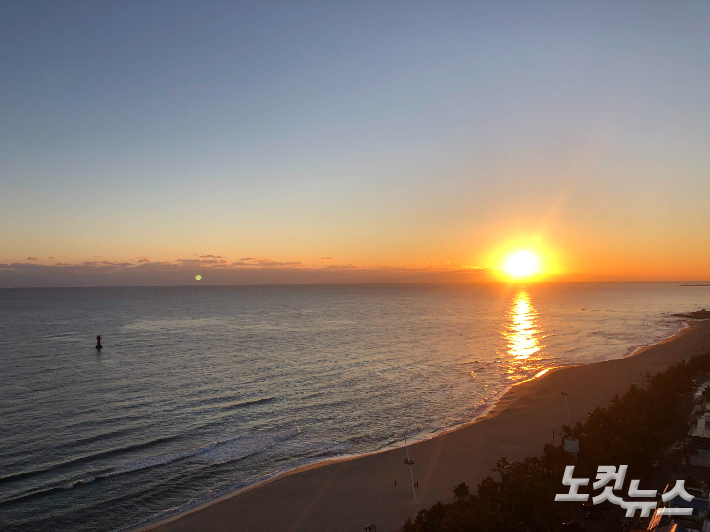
[1,283,707,531]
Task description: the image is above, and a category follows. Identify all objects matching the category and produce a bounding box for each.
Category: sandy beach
[140,320,710,532]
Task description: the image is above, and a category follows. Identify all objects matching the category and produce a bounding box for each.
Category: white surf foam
[194,429,301,465]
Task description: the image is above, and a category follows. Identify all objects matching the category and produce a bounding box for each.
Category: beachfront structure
[649,498,708,532]
[687,413,710,468]
[563,438,579,455]
[653,482,710,532]
[665,494,708,518]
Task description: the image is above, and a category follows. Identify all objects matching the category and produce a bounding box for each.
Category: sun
[505,251,538,278]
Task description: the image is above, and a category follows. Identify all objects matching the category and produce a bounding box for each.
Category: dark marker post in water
[96,335,103,349]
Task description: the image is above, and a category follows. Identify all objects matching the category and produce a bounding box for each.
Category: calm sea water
[1,283,708,531]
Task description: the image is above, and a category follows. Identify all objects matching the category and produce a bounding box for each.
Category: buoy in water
[96,335,103,349]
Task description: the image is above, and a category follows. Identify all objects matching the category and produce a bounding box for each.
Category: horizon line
[1,280,709,290]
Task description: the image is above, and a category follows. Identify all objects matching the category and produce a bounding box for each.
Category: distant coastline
[673,309,710,319]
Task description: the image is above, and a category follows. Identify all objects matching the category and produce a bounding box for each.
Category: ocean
[1,282,708,531]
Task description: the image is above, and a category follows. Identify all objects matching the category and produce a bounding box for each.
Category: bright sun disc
[505,251,538,277]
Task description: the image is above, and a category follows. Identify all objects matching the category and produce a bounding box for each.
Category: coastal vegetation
[403,350,710,531]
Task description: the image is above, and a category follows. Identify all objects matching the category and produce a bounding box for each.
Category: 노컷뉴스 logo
[555,465,694,517]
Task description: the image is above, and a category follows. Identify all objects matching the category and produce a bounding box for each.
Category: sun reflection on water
[504,291,541,362]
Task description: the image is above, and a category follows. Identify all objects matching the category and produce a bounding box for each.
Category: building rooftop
[688,414,710,439]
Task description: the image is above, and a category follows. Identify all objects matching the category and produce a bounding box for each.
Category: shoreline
[623,319,691,359]
[126,380,516,532]
[135,319,710,532]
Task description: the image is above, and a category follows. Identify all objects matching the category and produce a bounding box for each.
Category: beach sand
[140,320,710,532]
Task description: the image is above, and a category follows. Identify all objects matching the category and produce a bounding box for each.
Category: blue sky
[2,1,709,285]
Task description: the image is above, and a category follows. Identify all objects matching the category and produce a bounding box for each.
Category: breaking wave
[1,430,301,506]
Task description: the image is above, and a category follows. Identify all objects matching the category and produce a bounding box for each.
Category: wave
[1,475,100,506]
[278,439,348,457]
[103,428,301,475]
[40,332,81,340]
[1,430,301,506]
[52,426,147,453]
[2,402,282,489]
[106,444,216,476]
[63,412,149,432]
[63,476,96,489]
[194,429,301,465]
[1,484,66,506]
[111,440,350,532]
[109,475,270,532]
[187,396,279,416]
[0,436,178,486]
[298,391,325,400]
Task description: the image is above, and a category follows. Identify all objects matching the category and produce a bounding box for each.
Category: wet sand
[140,320,710,532]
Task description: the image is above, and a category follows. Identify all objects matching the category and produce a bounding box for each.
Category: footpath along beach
[139,320,710,532]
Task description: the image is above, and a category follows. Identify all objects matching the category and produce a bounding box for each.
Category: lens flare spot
[195,275,202,281]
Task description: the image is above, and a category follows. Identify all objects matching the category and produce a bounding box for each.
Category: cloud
[48,256,55,259]
[5,262,47,270]
[0,257,499,287]
[27,256,40,260]
[75,261,134,271]
[323,263,358,270]
[199,255,227,259]
[135,261,173,270]
[178,258,304,268]
[176,258,231,266]
[255,259,303,267]
[320,257,335,260]
[83,261,122,266]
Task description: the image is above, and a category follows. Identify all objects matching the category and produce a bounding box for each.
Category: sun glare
[505,251,538,278]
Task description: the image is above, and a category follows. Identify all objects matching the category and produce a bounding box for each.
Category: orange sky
[2,3,710,286]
